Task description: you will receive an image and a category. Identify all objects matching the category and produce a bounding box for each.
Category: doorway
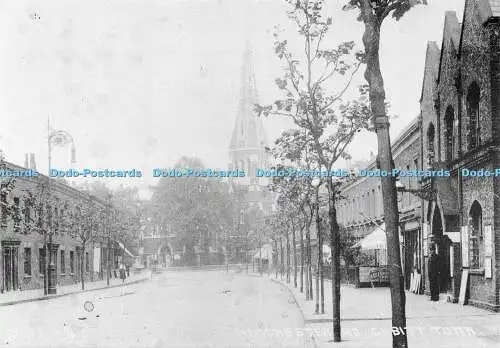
[431,206,450,293]
[2,244,19,292]
[404,230,418,290]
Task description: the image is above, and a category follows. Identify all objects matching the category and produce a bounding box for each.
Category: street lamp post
[47,119,76,295]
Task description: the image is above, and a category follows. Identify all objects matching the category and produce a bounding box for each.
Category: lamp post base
[48,262,57,295]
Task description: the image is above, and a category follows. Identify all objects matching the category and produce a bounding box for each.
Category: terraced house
[0,158,123,294]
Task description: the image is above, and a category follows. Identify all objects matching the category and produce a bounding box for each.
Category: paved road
[0,271,307,348]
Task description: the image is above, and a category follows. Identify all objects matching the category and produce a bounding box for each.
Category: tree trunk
[81,244,85,291]
[315,199,321,314]
[275,239,279,279]
[286,229,290,284]
[280,237,284,279]
[293,226,297,287]
[327,179,341,342]
[43,234,48,295]
[306,221,313,301]
[300,225,304,293]
[360,5,407,347]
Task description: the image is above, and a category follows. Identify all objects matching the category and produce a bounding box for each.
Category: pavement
[266,271,500,347]
[0,268,309,348]
[0,270,152,307]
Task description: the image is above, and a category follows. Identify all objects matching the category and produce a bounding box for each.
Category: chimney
[29,153,37,171]
[24,154,29,168]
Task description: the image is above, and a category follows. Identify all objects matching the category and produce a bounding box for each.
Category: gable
[437,11,461,84]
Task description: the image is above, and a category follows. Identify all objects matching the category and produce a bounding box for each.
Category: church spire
[229,41,268,152]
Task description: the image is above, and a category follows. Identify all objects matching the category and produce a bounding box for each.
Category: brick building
[421,0,500,311]
[337,116,423,290]
[338,0,500,311]
[0,160,123,294]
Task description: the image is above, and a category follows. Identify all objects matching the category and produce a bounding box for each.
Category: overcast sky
[0,0,466,198]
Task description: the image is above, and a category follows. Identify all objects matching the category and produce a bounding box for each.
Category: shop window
[469,201,483,269]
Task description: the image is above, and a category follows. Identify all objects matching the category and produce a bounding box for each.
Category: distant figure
[119,264,126,283]
[428,245,440,301]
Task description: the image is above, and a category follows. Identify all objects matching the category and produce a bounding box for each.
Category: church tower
[229,42,271,193]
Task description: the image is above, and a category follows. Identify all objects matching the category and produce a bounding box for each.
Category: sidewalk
[264,273,500,347]
[0,270,152,307]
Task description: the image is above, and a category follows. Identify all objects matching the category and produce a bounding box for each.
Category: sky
[0,0,466,198]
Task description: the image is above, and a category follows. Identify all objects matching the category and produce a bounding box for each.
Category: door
[404,230,418,290]
[2,247,19,292]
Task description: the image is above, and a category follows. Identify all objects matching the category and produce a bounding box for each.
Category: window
[39,248,46,275]
[24,199,31,232]
[1,192,7,226]
[37,203,44,229]
[13,197,20,231]
[24,248,31,276]
[366,192,370,218]
[427,123,435,168]
[444,106,455,162]
[60,250,65,274]
[85,252,89,273]
[469,201,483,269]
[467,82,481,150]
[406,164,411,206]
[413,159,419,186]
[370,189,377,217]
[54,207,59,234]
[47,205,52,231]
[70,250,75,274]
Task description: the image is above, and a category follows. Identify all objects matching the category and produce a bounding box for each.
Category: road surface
[0,270,307,348]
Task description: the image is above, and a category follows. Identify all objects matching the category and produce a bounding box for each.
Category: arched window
[366,192,370,218]
[467,82,481,150]
[352,198,356,222]
[469,201,483,269]
[444,106,455,162]
[371,189,376,217]
[427,123,435,168]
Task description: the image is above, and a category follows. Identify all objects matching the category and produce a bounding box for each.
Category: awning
[353,223,387,250]
[253,244,273,259]
[118,241,135,257]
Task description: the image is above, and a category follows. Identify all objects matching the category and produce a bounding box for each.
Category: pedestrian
[428,244,440,301]
[119,264,126,283]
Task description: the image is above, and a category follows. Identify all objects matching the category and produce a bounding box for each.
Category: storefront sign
[359,266,389,284]
[461,225,469,267]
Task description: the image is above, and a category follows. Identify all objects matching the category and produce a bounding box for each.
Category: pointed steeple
[229,41,268,151]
